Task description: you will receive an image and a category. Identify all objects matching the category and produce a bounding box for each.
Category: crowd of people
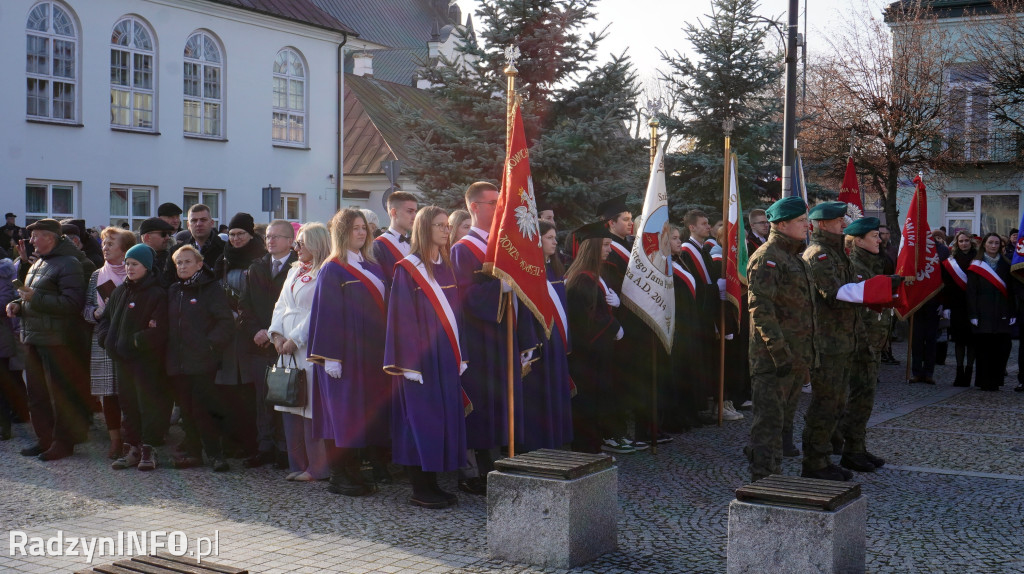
[0,188,1022,505]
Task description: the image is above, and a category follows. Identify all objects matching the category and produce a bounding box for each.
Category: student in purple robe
[521,221,573,450]
[566,222,623,454]
[307,209,390,497]
[373,191,417,284]
[450,181,536,495]
[384,206,467,509]
[667,226,704,431]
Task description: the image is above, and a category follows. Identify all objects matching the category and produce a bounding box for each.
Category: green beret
[808,201,848,221]
[765,196,807,223]
[843,216,880,237]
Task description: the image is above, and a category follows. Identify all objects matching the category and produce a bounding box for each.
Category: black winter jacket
[237,251,296,357]
[16,238,84,346]
[166,269,234,376]
[967,256,1015,335]
[97,273,167,363]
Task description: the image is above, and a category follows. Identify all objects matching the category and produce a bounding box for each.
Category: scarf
[182,268,205,288]
[983,253,1001,269]
[95,260,127,304]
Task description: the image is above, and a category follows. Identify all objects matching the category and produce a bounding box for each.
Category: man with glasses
[140,217,176,288]
[234,219,297,469]
[374,191,418,284]
[746,209,769,252]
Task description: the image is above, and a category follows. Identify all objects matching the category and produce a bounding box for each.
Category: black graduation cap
[536,199,554,213]
[572,220,616,243]
[595,193,629,221]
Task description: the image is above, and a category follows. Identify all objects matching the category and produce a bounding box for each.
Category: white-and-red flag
[622,144,674,351]
[484,96,557,335]
[894,174,942,319]
[724,153,747,314]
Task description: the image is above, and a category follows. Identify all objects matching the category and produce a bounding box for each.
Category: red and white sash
[943,258,967,291]
[454,234,487,263]
[374,233,405,261]
[969,260,1007,297]
[609,241,630,262]
[398,255,463,366]
[672,262,696,299]
[680,241,712,283]
[547,281,568,347]
[704,239,722,261]
[337,257,386,316]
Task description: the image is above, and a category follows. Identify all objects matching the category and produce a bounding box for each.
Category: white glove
[605,288,620,308]
[1011,318,1017,326]
[501,280,512,293]
[520,349,533,367]
[725,333,734,340]
[324,361,342,378]
[717,278,727,301]
[460,361,468,375]
[404,371,423,384]
[942,309,951,320]
[615,327,624,341]
[970,318,979,326]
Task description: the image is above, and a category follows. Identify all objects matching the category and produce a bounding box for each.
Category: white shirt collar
[471,226,489,241]
[347,250,363,263]
[387,226,406,238]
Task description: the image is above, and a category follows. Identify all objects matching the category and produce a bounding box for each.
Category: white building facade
[2,0,377,230]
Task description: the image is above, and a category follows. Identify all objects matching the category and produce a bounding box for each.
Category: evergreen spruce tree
[660,0,783,217]
[393,0,647,223]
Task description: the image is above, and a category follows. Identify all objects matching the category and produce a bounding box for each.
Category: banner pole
[506,292,516,458]
[649,116,660,453]
[719,120,733,426]
[906,315,914,384]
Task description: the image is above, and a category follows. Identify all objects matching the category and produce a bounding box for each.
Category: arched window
[111,17,155,130]
[183,31,223,137]
[26,1,78,122]
[272,49,306,145]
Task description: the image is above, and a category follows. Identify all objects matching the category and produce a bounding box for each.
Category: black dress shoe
[840,453,876,472]
[832,464,854,480]
[864,452,885,468]
[38,442,73,461]
[212,458,230,472]
[275,452,289,470]
[1014,384,1024,393]
[21,444,46,456]
[457,477,487,496]
[243,451,275,468]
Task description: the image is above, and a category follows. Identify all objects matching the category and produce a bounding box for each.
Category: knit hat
[124,244,155,271]
[228,212,256,236]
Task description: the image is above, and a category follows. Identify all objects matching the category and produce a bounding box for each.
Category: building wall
[2,0,362,230]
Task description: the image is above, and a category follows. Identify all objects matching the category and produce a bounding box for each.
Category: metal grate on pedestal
[494,449,613,480]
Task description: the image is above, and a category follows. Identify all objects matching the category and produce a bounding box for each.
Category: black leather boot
[782,427,800,457]
[407,466,453,509]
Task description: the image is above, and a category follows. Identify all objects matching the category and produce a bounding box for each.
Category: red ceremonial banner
[838,156,864,212]
[483,97,557,337]
[894,175,942,319]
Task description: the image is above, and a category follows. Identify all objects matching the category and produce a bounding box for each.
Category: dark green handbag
[265,354,307,408]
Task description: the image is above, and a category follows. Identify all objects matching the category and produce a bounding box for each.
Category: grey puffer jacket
[16,238,85,346]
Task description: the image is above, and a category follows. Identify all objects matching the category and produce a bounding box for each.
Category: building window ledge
[112,127,160,136]
[185,134,227,143]
[26,118,84,128]
[273,143,310,151]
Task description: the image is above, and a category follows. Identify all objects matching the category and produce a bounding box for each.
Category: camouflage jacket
[803,228,862,356]
[849,245,891,354]
[747,230,817,375]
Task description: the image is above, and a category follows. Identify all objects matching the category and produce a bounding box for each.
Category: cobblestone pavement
[2,341,1023,573]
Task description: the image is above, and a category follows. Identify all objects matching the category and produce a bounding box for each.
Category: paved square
[2,341,1023,573]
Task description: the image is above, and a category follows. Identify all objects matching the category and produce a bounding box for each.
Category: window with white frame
[183,32,223,137]
[111,17,155,130]
[25,181,77,225]
[110,186,153,230]
[948,65,991,161]
[183,189,222,228]
[273,193,303,222]
[272,49,306,145]
[26,1,78,122]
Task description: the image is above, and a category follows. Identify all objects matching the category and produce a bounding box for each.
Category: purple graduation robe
[373,231,407,285]
[451,229,536,450]
[521,264,573,450]
[307,258,390,448]
[383,258,467,472]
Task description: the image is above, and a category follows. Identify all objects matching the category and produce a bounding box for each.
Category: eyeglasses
[228,231,250,238]
[266,234,291,241]
[432,223,451,230]
[292,240,305,249]
[472,200,498,206]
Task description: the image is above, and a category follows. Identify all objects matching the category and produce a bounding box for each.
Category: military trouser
[802,352,852,472]
[747,368,804,481]
[839,348,880,454]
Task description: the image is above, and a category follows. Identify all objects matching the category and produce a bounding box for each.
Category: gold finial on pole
[504,45,521,146]
[645,98,663,168]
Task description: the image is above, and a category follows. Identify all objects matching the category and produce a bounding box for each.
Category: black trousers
[219,383,257,457]
[115,360,169,446]
[974,333,1010,390]
[25,343,87,448]
[171,373,224,458]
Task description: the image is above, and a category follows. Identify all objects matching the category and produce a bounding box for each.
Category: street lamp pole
[780,0,799,197]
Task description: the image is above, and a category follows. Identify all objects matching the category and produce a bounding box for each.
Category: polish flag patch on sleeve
[766,261,776,268]
[817,253,828,261]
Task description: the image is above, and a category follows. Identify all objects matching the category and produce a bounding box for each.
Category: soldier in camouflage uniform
[745,197,816,482]
[802,201,862,481]
[837,217,889,473]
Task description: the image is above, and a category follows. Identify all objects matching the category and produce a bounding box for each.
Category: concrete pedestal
[727,496,866,574]
[487,466,617,568]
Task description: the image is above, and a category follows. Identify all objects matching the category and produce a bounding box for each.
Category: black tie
[398,235,409,244]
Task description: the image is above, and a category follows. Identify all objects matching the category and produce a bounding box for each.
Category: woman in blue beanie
[97,244,168,471]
